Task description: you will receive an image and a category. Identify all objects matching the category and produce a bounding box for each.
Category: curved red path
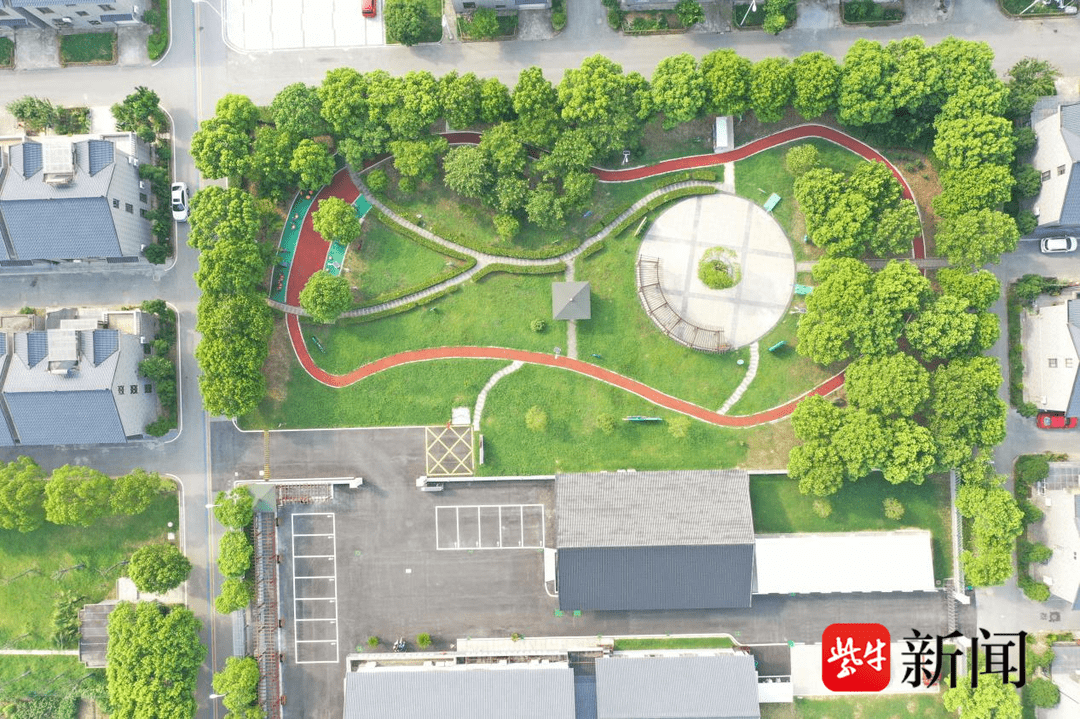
[287,313,843,427]
[283,123,921,426]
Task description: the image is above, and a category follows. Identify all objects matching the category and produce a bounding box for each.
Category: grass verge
[145,0,169,60]
[0,493,178,647]
[59,31,116,65]
[750,472,952,581]
[612,636,734,650]
[0,37,13,68]
[575,228,749,408]
[729,313,841,415]
[0,655,102,704]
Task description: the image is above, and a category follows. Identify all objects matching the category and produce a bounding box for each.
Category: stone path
[472,361,525,432]
[718,343,760,414]
[564,263,578,359]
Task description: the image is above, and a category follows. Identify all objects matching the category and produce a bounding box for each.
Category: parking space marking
[435,504,545,551]
[291,513,340,664]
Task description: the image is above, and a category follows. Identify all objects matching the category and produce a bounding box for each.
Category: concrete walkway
[0,649,79,656]
[472,361,524,432]
[719,343,760,414]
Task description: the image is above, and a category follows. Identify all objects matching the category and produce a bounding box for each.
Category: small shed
[552,281,592,321]
[714,116,734,153]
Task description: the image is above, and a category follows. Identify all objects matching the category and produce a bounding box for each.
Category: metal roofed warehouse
[555,470,755,611]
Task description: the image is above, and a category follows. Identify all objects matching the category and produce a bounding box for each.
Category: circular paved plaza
[637,193,795,349]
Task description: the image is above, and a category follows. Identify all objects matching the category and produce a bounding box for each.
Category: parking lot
[224,0,386,51]
[436,504,545,550]
[291,512,340,664]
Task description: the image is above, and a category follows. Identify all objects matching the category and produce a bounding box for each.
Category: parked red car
[1037,412,1078,429]
[362,0,376,17]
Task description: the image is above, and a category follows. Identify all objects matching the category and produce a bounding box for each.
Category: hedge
[577,240,607,261]
[471,262,566,283]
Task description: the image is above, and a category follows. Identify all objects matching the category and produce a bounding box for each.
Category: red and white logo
[822,623,891,692]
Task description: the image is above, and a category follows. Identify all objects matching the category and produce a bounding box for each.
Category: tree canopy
[213,656,262,719]
[218,530,254,578]
[651,53,705,128]
[299,270,353,324]
[312,197,362,246]
[129,543,192,594]
[270,82,327,139]
[43,465,113,527]
[214,486,255,529]
[0,456,46,533]
[384,0,430,46]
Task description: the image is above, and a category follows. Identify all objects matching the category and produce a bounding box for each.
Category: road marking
[291,512,340,664]
[435,504,545,551]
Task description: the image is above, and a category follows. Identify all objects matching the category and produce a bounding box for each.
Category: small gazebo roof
[552,281,591,321]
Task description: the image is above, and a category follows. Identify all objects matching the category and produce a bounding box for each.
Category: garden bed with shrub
[841,0,904,24]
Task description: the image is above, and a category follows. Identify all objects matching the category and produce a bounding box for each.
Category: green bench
[763,193,781,212]
[768,341,787,353]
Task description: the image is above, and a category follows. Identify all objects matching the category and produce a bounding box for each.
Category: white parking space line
[435,504,546,551]
[292,513,340,664]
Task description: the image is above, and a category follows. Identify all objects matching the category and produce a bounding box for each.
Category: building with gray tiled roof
[1022,294,1080,418]
[0,1,141,31]
[555,470,756,611]
[0,307,159,445]
[1032,101,1080,231]
[0,135,152,265]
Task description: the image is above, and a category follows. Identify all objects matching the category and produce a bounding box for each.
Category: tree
[558,54,645,156]
[882,419,936,486]
[43,465,113,527]
[935,209,1019,268]
[384,0,430,46]
[536,129,594,179]
[480,77,513,124]
[290,139,336,191]
[439,71,483,129]
[494,174,529,214]
[846,354,929,418]
[8,96,58,132]
[194,235,271,296]
[675,0,704,26]
[107,602,205,719]
[312,197,362,246]
[938,268,1000,311]
[443,146,492,200]
[190,117,251,179]
[466,8,499,38]
[318,67,368,138]
[651,53,705,128]
[1006,58,1059,119]
[788,439,846,497]
[494,213,520,240]
[270,82,327,139]
[933,114,1015,172]
[513,66,562,149]
[196,293,273,417]
[390,136,449,185]
[525,183,565,230]
[1013,164,1042,198]
[791,394,844,441]
[140,355,174,383]
[0,456,46,533]
[213,656,261,718]
[129,543,192,594]
[785,144,819,176]
[906,294,979,360]
[838,39,895,127]
[214,487,255,529]
[215,93,259,133]
[111,468,162,516]
[216,578,253,614]
[763,0,790,34]
[872,202,921,257]
[187,186,260,251]
[525,406,547,432]
[791,52,840,119]
[812,499,832,518]
[1026,677,1060,708]
[218,530,254,578]
[701,49,752,116]
[111,86,168,143]
[249,126,300,202]
[930,357,1007,469]
[932,165,1015,217]
[299,270,353,324]
[749,57,793,124]
[833,409,888,480]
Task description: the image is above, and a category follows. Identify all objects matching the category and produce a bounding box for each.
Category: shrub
[51,591,83,648]
[1015,210,1038,236]
[883,497,905,520]
[698,247,740,289]
[530,318,547,333]
[367,636,380,648]
[215,577,253,614]
[525,405,548,432]
[675,0,705,26]
[145,242,169,264]
[812,498,833,519]
[596,413,617,434]
[668,415,691,439]
[367,169,389,193]
[416,632,432,649]
[218,530,254,578]
[1026,677,1060,707]
[494,213,520,240]
[399,176,417,193]
[1023,542,1053,565]
[1019,575,1051,602]
[552,9,567,30]
[786,144,819,175]
[467,8,500,38]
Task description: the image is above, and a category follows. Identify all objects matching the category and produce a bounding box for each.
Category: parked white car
[1040,236,1078,254]
[171,182,189,222]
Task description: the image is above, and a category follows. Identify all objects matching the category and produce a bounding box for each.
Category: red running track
[287,314,844,427]
[286,169,361,306]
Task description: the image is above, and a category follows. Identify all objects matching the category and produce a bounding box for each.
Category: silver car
[1040,236,1078,254]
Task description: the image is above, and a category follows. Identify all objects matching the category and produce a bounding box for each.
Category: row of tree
[138,298,180,436]
[213,487,257,614]
[189,186,277,418]
[0,459,166,532]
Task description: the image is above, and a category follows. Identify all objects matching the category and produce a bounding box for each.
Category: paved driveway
[224,0,385,51]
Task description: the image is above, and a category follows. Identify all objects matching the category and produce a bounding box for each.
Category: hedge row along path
[280,122,921,425]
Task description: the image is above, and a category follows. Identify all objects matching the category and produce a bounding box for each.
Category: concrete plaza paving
[637,193,795,349]
[224,0,385,51]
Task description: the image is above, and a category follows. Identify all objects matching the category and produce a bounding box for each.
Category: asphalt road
[0,2,1078,717]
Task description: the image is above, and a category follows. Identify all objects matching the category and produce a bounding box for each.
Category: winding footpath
[280,123,923,426]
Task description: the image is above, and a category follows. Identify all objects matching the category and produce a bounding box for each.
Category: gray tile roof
[86,140,114,176]
[4,390,126,445]
[1060,163,1080,227]
[0,333,6,356]
[0,197,122,259]
[9,142,42,178]
[594,654,760,719]
[1062,103,1080,161]
[342,664,577,719]
[92,329,118,365]
[25,331,47,368]
[575,675,597,719]
[557,544,755,610]
[556,471,754,549]
[553,281,592,320]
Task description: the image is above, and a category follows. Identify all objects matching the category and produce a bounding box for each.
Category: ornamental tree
[0,456,46,533]
[43,465,113,527]
[701,49,751,116]
[651,53,705,128]
[299,270,353,324]
[749,57,793,124]
[129,543,192,594]
[214,487,255,529]
[791,52,840,119]
[218,530,254,578]
[216,577,253,614]
[111,86,169,143]
[312,196,361,246]
[290,139,336,191]
[443,146,492,200]
[213,657,261,718]
[270,82,328,139]
[111,468,162,516]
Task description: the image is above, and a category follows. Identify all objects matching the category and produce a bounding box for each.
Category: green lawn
[0,655,101,703]
[478,364,752,475]
[0,37,13,68]
[377,167,718,258]
[734,138,866,260]
[302,271,567,375]
[729,313,842,415]
[246,359,507,430]
[575,231,750,409]
[612,636,734,650]
[59,31,116,64]
[761,695,949,719]
[600,116,715,167]
[346,217,467,306]
[750,473,952,581]
[0,493,178,648]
